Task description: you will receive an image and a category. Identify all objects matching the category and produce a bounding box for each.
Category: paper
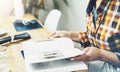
[0,29,7,36]
[22,37,87,72]
[26,59,87,72]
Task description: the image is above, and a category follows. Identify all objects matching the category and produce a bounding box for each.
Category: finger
[50,32,56,36]
[48,32,57,38]
[83,47,91,53]
[71,54,88,61]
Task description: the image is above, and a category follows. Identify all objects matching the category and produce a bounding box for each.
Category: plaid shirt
[79,0,120,60]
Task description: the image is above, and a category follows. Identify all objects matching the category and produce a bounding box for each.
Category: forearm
[69,32,81,42]
[100,49,120,67]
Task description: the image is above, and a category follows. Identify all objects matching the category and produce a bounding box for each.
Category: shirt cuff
[116,53,120,60]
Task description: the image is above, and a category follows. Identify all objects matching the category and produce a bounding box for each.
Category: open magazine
[22,37,87,72]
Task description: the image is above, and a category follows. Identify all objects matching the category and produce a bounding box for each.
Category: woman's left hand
[71,47,101,61]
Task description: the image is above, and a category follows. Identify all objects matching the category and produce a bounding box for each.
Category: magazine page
[26,59,87,72]
[22,37,87,72]
[22,37,84,63]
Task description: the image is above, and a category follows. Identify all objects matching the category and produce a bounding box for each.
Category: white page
[23,37,84,63]
[22,37,87,72]
[26,59,87,72]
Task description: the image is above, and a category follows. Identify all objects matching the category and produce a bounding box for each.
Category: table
[0,14,88,72]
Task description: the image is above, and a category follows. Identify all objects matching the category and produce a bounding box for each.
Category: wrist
[99,49,120,65]
[69,32,80,41]
[65,32,72,38]
[99,49,106,61]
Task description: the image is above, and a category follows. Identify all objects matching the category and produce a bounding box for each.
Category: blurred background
[0,0,89,31]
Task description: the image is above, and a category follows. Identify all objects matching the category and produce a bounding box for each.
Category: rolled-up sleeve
[79,32,91,47]
[108,33,120,62]
[116,53,120,60]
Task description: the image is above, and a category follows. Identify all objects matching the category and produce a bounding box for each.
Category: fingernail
[70,58,74,61]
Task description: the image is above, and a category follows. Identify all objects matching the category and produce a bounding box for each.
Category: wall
[0,0,14,20]
[56,0,89,31]
[0,0,89,32]
[24,0,89,32]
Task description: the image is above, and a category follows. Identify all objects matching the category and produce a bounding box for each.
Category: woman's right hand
[49,31,71,38]
[49,31,81,42]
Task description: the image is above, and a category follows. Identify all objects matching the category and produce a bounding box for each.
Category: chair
[44,9,61,31]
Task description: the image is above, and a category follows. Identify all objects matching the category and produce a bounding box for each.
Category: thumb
[83,47,90,53]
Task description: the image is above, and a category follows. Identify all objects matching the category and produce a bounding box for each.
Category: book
[13,20,43,31]
[22,37,87,72]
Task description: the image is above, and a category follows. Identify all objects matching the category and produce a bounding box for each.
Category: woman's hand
[71,47,120,66]
[49,31,81,42]
[71,47,101,61]
[49,31,71,38]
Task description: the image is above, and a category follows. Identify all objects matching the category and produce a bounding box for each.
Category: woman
[49,0,120,72]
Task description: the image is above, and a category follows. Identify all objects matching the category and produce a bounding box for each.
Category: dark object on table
[0,32,31,44]
[13,20,43,31]
[21,50,25,59]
